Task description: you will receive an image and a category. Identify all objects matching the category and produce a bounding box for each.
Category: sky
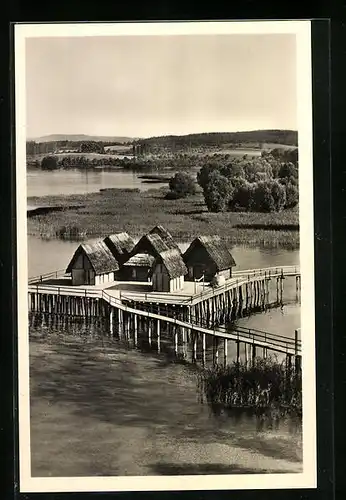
[25,34,297,139]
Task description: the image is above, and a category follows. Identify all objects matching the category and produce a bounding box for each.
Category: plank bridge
[28,265,301,368]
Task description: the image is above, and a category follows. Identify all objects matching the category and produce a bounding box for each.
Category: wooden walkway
[28,265,301,363]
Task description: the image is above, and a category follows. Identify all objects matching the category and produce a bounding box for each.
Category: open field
[27,188,299,248]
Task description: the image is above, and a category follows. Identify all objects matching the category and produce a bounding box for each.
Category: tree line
[135,129,298,152]
[26,140,126,156]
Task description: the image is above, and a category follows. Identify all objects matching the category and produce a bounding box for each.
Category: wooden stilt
[224,338,228,367]
[157,319,161,353]
[134,314,138,346]
[192,331,197,363]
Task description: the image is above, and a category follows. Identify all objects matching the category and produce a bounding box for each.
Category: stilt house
[152,249,187,292]
[122,253,155,281]
[149,225,181,253]
[183,236,236,282]
[103,232,135,265]
[66,241,119,286]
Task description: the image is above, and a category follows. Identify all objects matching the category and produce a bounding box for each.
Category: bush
[41,156,58,170]
[168,172,196,198]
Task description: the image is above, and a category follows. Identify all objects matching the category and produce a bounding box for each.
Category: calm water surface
[27,167,168,197]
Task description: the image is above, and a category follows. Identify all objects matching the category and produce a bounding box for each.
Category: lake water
[27,169,302,477]
[27,167,169,197]
[27,148,261,197]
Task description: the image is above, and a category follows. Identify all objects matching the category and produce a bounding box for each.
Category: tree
[220,161,245,179]
[197,163,219,190]
[285,182,299,208]
[251,181,275,212]
[168,172,196,198]
[203,171,234,212]
[80,141,105,154]
[271,180,287,211]
[278,162,298,182]
[251,180,286,212]
[41,155,58,170]
[229,181,254,211]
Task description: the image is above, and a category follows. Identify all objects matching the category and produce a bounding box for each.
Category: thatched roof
[132,232,170,257]
[183,236,236,271]
[104,232,135,261]
[155,249,187,279]
[149,225,181,252]
[123,253,155,267]
[66,241,120,275]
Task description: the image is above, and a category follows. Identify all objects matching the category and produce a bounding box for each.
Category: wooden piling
[148,318,152,346]
[223,338,228,367]
[192,332,197,363]
[174,326,178,355]
[157,318,161,353]
[134,314,138,346]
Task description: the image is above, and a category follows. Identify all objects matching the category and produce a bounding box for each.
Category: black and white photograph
[15,21,316,492]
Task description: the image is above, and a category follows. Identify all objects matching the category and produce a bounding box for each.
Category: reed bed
[27,189,300,249]
[197,357,302,418]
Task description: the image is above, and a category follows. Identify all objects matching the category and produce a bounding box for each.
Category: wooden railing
[28,269,68,285]
[27,267,302,357]
[233,265,300,278]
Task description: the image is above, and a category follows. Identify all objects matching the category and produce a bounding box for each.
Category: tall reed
[197,356,302,417]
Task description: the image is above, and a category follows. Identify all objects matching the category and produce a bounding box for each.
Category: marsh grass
[28,189,299,248]
[197,357,302,418]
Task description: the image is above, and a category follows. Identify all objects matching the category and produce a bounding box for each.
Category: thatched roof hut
[104,232,135,264]
[156,249,187,279]
[131,232,170,258]
[123,253,155,268]
[122,252,155,282]
[152,249,187,292]
[66,241,119,285]
[183,236,236,282]
[149,225,181,252]
[67,241,119,275]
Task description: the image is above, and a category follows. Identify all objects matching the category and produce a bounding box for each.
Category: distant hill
[31,134,135,144]
[136,130,298,150]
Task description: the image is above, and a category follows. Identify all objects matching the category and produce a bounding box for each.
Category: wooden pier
[28,265,301,368]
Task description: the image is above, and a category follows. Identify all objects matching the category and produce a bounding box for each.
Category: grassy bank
[27,188,299,248]
[198,357,302,418]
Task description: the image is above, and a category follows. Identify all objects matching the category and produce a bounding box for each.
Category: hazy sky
[25,34,297,139]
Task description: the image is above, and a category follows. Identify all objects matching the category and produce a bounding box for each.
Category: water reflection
[29,311,302,437]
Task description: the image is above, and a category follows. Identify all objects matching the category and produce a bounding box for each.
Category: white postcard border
[15,20,316,493]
